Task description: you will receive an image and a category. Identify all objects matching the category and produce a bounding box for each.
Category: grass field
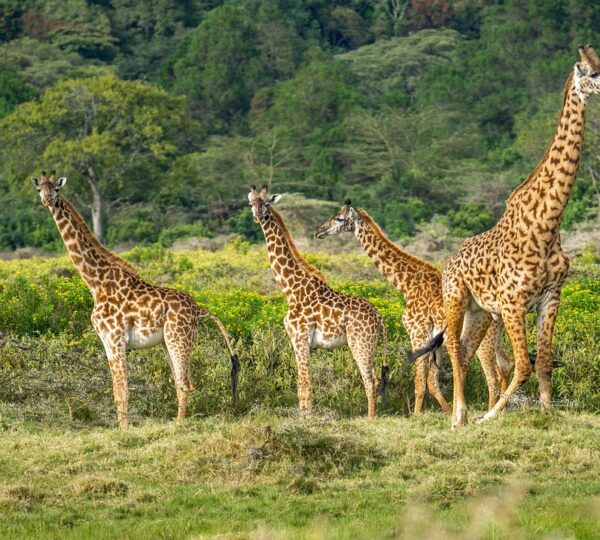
[0,410,598,539]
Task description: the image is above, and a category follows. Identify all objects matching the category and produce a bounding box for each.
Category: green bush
[381,199,432,238]
[0,248,597,424]
[158,221,211,247]
[445,200,496,237]
[105,213,160,245]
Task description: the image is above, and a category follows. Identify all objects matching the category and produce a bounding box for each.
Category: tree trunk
[85,165,104,244]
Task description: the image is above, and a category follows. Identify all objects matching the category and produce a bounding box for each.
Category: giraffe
[32,171,240,430]
[248,185,387,418]
[438,45,600,428]
[315,202,511,415]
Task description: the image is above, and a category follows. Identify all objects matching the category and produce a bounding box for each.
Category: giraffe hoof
[474,415,486,424]
[452,408,468,429]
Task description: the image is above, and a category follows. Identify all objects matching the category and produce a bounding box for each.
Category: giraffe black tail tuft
[380,364,390,408]
[408,331,445,364]
[230,354,240,407]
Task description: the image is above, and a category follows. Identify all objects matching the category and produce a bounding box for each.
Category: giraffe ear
[55,177,67,189]
[266,194,282,205]
[31,177,40,187]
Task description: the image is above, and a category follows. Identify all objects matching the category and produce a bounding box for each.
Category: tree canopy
[0,0,598,249]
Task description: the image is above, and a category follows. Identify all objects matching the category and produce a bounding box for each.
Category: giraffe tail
[408,331,445,364]
[202,312,240,407]
[379,320,390,409]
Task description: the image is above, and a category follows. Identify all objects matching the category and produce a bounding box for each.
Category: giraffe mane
[506,70,575,205]
[60,198,141,279]
[356,209,437,271]
[268,207,326,281]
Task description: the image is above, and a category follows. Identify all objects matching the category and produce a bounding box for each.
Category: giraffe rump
[408,331,444,364]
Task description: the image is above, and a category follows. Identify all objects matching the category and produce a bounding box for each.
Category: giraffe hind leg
[427,359,452,416]
[479,309,532,422]
[163,318,197,421]
[475,321,504,410]
[535,291,561,411]
[347,326,379,419]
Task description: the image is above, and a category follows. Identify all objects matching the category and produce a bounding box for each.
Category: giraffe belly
[311,329,347,350]
[126,327,164,350]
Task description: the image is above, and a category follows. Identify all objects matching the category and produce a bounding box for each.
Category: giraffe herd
[30,46,599,430]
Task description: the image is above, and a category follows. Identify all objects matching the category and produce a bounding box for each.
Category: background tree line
[0,0,599,249]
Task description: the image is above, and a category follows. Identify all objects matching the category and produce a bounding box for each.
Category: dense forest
[0,0,599,249]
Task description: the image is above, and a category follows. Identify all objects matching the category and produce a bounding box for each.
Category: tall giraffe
[315,202,511,415]
[32,171,239,430]
[439,45,600,428]
[248,185,387,417]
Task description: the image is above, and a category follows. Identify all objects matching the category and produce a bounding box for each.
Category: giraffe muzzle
[315,227,327,239]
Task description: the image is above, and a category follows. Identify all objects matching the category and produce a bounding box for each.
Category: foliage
[0,62,37,116]
[0,73,200,243]
[0,1,598,248]
[0,248,598,419]
[444,200,496,237]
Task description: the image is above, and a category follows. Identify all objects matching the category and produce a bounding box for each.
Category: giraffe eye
[336,217,345,222]
[592,72,600,78]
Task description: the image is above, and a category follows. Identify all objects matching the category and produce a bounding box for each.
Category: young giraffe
[32,171,240,430]
[439,45,600,428]
[248,185,387,418]
[315,202,511,415]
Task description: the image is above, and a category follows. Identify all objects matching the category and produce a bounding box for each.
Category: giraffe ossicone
[32,172,240,430]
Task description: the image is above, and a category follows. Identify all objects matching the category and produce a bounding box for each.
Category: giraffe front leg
[295,348,312,417]
[107,351,130,430]
[290,334,312,416]
[536,291,561,412]
[91,312,129,430]
[284,314,313,417]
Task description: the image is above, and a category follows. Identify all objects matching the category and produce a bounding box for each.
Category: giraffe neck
[50,198,132,297]
[354,211,434,297]
[259,212,311,303]
[507,70,587,231]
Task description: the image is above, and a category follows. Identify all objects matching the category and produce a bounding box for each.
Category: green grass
[0,410,598,539]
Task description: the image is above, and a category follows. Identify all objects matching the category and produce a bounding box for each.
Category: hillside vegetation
[0,1,599,250]
[0,243,598,424]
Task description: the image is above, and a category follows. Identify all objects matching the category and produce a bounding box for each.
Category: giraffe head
[31,170,67,208]
[248,184,281,223]
[574,44,600,102]
[315,199,359,239]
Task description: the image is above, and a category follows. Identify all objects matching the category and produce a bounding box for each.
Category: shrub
[445,200,495,237]
[0,248,597,424]
[158,221,211,247]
